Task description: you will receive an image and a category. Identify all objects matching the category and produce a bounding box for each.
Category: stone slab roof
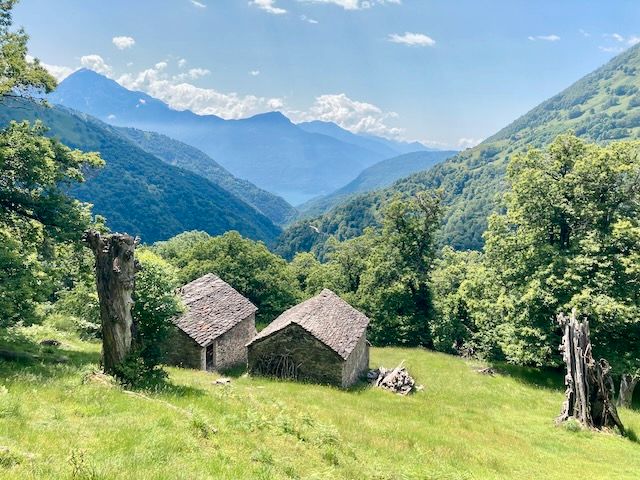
[248,289,369,359]
[174,273,257,347]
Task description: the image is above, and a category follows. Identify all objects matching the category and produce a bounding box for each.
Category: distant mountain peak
[245,111,293,124]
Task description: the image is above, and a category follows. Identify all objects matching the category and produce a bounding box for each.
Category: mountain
[277,44,640,256]
[0,98,281,244]
[298,150,457,217]
[50,70,395,204]
[113,127,297,225]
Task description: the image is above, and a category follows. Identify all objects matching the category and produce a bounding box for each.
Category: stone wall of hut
[164,327,204,370]
[341,334,369,387]
[214,314,257,370]
[247,324,343,386]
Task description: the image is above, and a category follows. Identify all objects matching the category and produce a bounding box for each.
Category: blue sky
[14,0,640,149]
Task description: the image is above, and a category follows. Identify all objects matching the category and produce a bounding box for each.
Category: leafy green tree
[483,134,640,375]
[0,1,103,324]
[355,191,442,346]
[116,249,183,385]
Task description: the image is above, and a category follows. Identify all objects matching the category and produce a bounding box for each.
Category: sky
[14,0,640,149]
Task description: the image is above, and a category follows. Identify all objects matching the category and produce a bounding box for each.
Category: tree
[85,231,139,375]
[0,0,103,324]
[482,134,640,394]
[120,249,183,384]
[355,191,442,346]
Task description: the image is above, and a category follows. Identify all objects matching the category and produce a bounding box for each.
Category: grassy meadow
[1,324,639,480]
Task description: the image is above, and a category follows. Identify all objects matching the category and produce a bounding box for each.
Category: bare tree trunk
[85,231,138,375]
[556,309,624,433]
[617,374,639,409]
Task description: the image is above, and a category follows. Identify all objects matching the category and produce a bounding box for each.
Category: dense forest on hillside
[0,99,282,244]
[115,127,297,225]
[279,43,640,255]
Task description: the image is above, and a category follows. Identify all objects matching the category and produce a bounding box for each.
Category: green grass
[1,326,639,479]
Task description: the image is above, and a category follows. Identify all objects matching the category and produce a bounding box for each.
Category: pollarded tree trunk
[556,310,624,433]
[617,374,639,409]
[85,231,138,375]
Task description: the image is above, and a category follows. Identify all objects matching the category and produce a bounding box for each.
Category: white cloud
[579,29,591,38]
[289,93,403,138]
[178,58,187,68]
[112,36,135,50]
[249,70,261,76]
[528,34,560,42]
[298,0,401,10]
[43,63,76,81]
[628,36,640,46]
[107,114,117,120]
[190,0,206,7]
[300,14,319,23]
[605,33,625,42]
[250,0,287,14]
[388,32,435,47]
[80,54,112,75]
[457,137,483,149]
[117,62,284,119]
[174,67,211,81]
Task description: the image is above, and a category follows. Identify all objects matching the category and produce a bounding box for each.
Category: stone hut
[166,273,257,371]
[247,289,370,387]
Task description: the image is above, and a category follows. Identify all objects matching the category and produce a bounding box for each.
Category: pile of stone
[367,362,422,395]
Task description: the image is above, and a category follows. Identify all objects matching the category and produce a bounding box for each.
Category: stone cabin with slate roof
[165,273,257,371]
[247,289,370,387]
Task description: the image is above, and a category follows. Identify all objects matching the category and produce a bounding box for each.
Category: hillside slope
[114,127,297,225]
[1,325,639,479]
[0,99,281,244]
[298,150,456,217]
[50,70,393,204]
[280,44,640,253]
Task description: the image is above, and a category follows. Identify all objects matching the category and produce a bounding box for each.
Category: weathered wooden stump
[84,231,139,375]
[556,310,624,433]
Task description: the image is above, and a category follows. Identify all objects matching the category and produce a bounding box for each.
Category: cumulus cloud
[250,0,287,14]
[290,93,403,138]
[298,0,401,10]
[117,61,284,119]
[190,0,206,7]
[112,36,135,50]
[178,58,187,68]
[388,32,435,47]
[604,33,640,46]
[80,54,112,75]
[457,137,483,149]
[528,34,560,42]
[249,70,261,76]
[25,55,76,81]
[174,67,211,81]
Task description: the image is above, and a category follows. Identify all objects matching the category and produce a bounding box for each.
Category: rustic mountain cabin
[247,289,370,387]
[166,273,257,371]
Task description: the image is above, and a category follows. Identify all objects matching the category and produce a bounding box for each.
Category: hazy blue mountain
[113,127,297,225]
[0,98,281,244]
[298,150,457,216]
[50,70,390,204]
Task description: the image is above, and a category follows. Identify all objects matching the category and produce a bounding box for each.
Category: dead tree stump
[556,310,624,433]
[617,374,639,409]
[85,231,138,375]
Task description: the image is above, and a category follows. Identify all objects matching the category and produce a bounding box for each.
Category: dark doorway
[206,344,214,371]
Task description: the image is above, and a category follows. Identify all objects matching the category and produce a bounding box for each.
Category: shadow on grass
[625,427,640,444]
[0,328,100,379]
[490,362,565,392]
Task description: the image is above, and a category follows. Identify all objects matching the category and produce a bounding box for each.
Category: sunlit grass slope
[1,325,639,479]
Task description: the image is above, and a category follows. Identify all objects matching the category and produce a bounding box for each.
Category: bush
[115,249,183,386]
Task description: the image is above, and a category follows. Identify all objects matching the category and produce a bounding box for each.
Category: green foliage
[155,231,300,324]
[0,2,103,326]
[116,249,183,385]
